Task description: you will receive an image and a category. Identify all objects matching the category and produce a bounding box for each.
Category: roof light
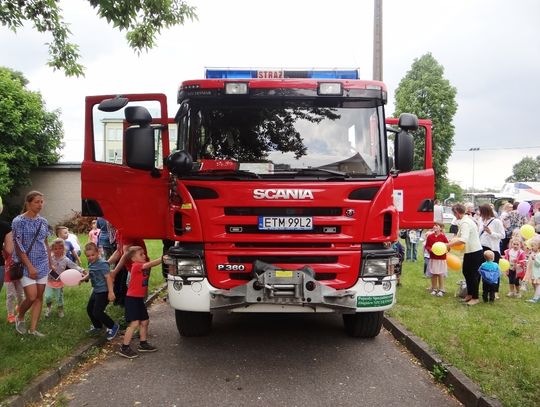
[318,83,343,95]
[225,82,248,95]
[205,68,359,79]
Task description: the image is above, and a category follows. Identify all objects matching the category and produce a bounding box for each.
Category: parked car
[442,206,455,224]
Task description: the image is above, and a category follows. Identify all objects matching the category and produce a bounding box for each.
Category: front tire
[343,311,384,338]
[175,310,213,337]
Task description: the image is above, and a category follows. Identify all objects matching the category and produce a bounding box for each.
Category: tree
[505,156,540,182]
[0,67,63,199]
[0,0,197,77]
[393,53,458,196]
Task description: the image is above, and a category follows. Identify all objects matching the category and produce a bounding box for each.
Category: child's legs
[482,280,489,302]
[56,288,64,309]
[123,320,140,346]
[92,292,114,329]
[488,284,496,302]
[139,319,149,342]
[6,282,17,314]
[412,243,418,260]
[534,282,540,298]
[430,275,438,290]
[44,286,54,307]
[437,274,445,291]
[87,292,101,328]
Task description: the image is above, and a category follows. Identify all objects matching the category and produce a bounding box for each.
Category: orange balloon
[446,253,462,271]
[453,242,465,252]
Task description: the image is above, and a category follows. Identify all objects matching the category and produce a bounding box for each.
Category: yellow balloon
[431,241,448,256]
[446,253,462,271]
[498,258,510,273]
[520,224,535,240]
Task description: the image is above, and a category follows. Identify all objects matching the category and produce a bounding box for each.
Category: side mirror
[394,130,414,173]
[398,113,418,131]
[166,150,194,176]
[125,106,155,170]
[98,96,129,112]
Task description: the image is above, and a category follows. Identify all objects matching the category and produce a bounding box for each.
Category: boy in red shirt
[116,246,163,359]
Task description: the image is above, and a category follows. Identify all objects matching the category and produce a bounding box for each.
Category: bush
[56,210,95,233]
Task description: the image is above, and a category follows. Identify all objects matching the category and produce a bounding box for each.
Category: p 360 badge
[216,264,246,271]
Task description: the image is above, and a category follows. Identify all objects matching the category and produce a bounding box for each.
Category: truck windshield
[178,100,387,178]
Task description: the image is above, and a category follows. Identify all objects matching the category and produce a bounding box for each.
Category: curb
[2,284,167,407]
[383,316,502,407]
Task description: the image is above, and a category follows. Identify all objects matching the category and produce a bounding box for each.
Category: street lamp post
[469,147,480,192]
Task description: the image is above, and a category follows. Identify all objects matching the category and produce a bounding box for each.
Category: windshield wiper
[194,169,261,179]
[293,168,351,178]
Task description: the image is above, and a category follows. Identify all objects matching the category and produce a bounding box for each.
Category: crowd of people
[399,200,540,305]
[0,191,164,359]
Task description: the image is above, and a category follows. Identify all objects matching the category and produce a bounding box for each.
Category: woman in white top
[447,203,484,306]
[478,204,505,262]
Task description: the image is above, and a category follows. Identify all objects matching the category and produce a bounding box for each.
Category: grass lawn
[0,237,165,401]
[389,253,540,407]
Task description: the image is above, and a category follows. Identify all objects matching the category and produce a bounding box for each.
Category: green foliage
[437,179,464,202]
[393,53,458,196]
[0,0,197,77]
[431,363,449,383]
[505,155,540,182]
[0,67,63,198]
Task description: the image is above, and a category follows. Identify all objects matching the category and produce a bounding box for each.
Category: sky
[1,0,540,192]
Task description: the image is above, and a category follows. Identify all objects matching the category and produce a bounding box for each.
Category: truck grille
[225,207,341,216]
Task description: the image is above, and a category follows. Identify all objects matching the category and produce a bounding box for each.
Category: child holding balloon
[524,235,540,303]
[503,238,526,298]
[425,223,449,296]
[45,239,85,318]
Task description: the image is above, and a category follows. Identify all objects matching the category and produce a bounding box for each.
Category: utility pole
[469,147,480,192]
[373,0,383,81]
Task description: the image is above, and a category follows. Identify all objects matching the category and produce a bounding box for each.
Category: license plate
[258,216,313,231]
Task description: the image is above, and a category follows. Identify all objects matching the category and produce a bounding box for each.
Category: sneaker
[526,297,540,303]
[436,290,445,297]
[58,310,65,318]
[116,346,139,359]
[137,342,158,353]
[506,292,515,297]
[515,293,522,299]
[28,330,46,337]
[495,293,500,300]
[106,323,120,341]
[44,308,51,318]
[15,316,26,335]
[430,289,437,296]
[86,325,102,335]
[7,314,16,324]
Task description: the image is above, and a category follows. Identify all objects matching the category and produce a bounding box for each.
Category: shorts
[124,296,149,323]
[21,275,48,287]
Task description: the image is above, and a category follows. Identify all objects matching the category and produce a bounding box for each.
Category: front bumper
[167,263,396,313]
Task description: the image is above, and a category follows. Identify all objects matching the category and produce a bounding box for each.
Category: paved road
[61,300,460,407]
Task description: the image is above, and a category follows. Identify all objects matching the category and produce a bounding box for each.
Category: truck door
[82,94,175,239]
[387,118,435,229]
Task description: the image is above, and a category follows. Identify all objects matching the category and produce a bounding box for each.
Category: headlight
[362,258,393,277]
[165,255,205,277]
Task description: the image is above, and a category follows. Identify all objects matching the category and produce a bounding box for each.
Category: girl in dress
[425,222,449,296]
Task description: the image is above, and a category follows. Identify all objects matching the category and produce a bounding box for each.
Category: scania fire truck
[82,68,434,338]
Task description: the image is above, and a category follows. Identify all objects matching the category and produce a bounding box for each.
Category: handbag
[10,220,43,280]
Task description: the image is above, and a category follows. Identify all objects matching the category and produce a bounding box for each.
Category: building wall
[8,165,81,227]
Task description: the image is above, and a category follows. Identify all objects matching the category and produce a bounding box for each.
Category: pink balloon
[60,268,83,286]
[517,201,531,216]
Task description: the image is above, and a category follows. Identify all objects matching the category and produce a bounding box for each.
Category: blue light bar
[205,68,359,80]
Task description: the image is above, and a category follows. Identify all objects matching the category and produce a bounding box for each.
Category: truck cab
[82,68,434,338]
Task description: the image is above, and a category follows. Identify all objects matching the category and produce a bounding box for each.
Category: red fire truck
[82,68,434,338]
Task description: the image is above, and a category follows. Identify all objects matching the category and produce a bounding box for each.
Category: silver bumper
[210,266,357,312]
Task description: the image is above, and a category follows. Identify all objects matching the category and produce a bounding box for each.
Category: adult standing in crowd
[96,217,115,260]
[499,202,514,253]
[0,196,14,294]
[12,191,52,336]
[478,203,505,299]
[447,203,483,306]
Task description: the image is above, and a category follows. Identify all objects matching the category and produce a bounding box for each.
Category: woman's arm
[3,231,13,255]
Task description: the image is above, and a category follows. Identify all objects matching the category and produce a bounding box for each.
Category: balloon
[520,224,535,240]
[431,242,448,256]
[60,269,83,286]
[446,253,462,271]
[498,259,510,273]
[453,242,465,251]
[517,201,531,216]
